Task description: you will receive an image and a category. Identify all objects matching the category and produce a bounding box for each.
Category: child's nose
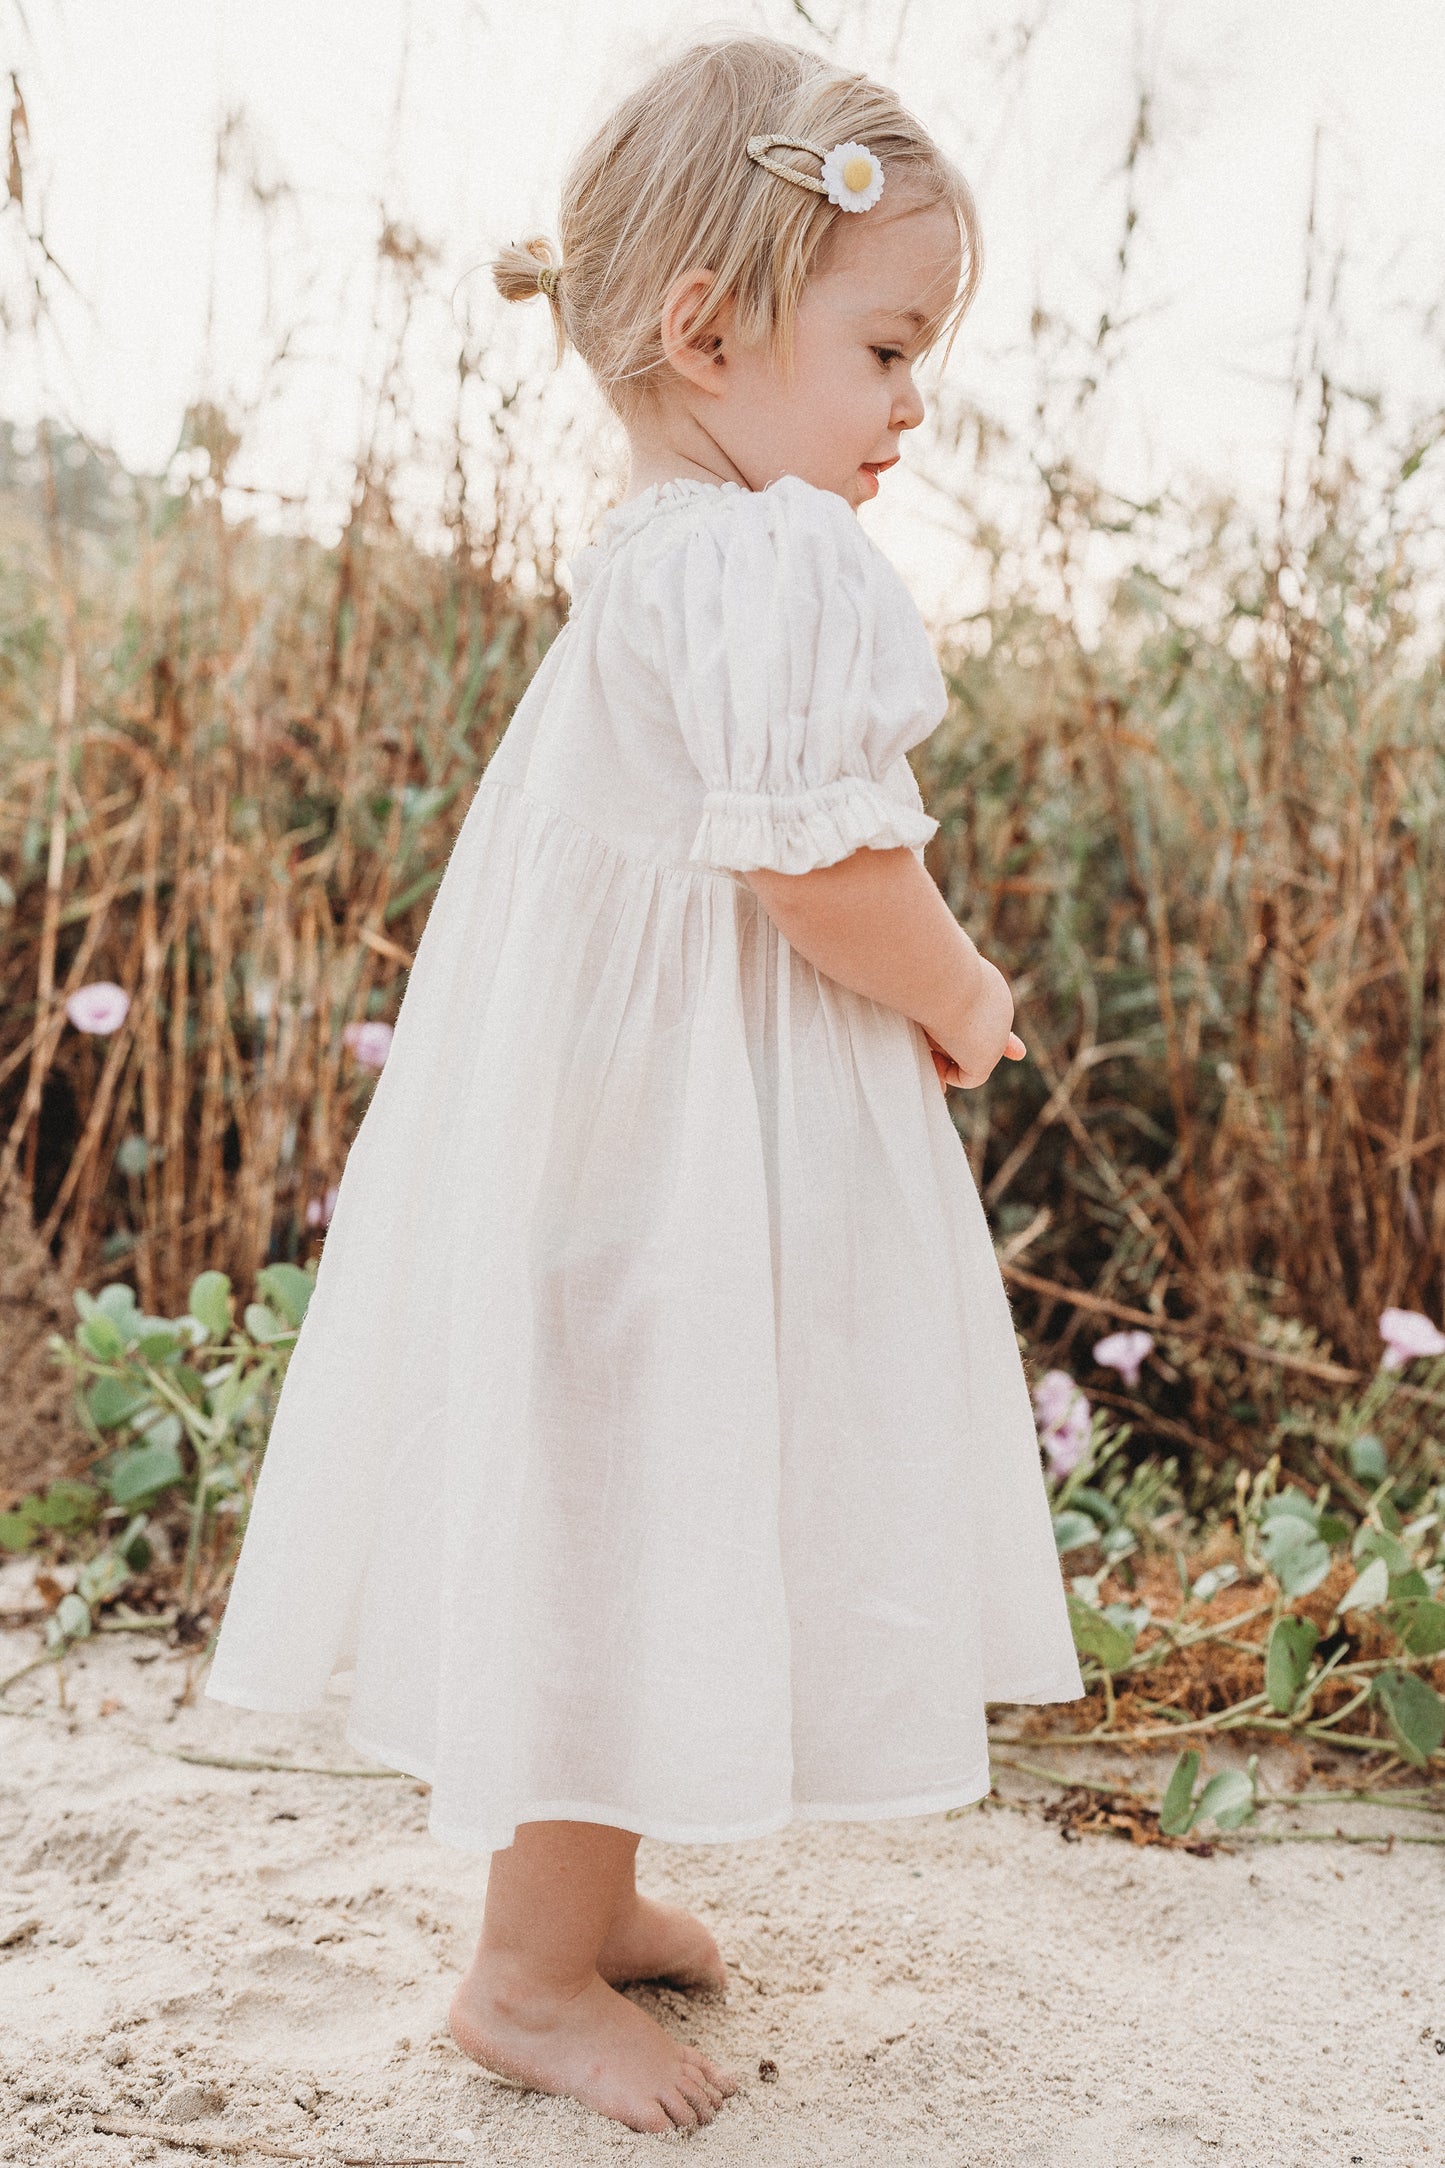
[893,375,925,430]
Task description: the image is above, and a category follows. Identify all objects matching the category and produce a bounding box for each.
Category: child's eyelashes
[870,345,906,369]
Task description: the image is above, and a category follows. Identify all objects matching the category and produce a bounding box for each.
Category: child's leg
[596,1839,729,1995]
[449,1820,737,2133]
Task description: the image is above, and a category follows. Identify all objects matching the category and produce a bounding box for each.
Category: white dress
[207,473,1083,1852]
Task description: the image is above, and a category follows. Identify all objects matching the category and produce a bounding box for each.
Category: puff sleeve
[641,475,948,875]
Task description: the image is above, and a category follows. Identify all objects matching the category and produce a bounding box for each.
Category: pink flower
[1379,1308,1445,1372]
[1033,1369,1092,1476]
[1032,1369,1075,1429]
[342,1020,393,1070]
[65,981,130,1035]
[1093,1329,1154,1390]
[305,1185,339,1229]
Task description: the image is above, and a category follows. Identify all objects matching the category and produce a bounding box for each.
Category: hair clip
[536,263,562,298]
[745,134,885,214]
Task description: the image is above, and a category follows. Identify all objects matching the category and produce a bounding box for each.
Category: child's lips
[861,458,899,478]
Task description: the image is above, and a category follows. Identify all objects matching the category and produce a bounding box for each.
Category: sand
[2,1589,1442,2168]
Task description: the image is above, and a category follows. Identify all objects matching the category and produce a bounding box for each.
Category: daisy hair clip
[745,132,885,213]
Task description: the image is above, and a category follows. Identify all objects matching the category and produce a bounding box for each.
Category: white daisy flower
[819,140,885,214]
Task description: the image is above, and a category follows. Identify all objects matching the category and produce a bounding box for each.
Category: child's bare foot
[449,1953,737,2133]
[598,1894,728,1994]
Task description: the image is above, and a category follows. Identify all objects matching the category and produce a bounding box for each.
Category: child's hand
[927,960,1025,1089]
[928,1033,1025,1090]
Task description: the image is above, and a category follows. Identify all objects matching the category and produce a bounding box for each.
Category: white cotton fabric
[207,474,1084,1852]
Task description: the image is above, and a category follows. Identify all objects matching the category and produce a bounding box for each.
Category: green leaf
[1388,1570,1429,1602]
[29,1480,101,1531]
[1052,1510,1099,1554]
[1348,1433,1389,1485]
[103,1438,186,1508]
[47,1592,92,1646]
[255,1262,314,1330]
[1066,1485,1120,1530]
[1160,1748,1201,1836]
[1265,1616,1320,1713]
[134,1329,182,1365]
[1258,1503,1331,1594]
[1194,1768,1256,1831]
[1353,1525,1410,1575]
[1263,1489,1318,1526]
[1338,1556,1390,1613]
[188,1270,233,1340]
[0,1509,37,1553]
[134,1411,183,1454]
[1275,1536,1332,1597]
[1260,1516,1312,1565]
[1388,1599,1445,1658]
[1371,1668,1445,1769]
[77,1549,131,1607]
[78,1313,126,1361]
[1190,1563,1239,1603]
[208,1367,262,1427]
[85,1375,152,1431]
[1066,1592,1137,1673]
[95,1282,141,1321]
[244,1302,289,1344]
[1315,1514,1351,1549]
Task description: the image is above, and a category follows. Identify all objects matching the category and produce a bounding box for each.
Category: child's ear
[660,270,729,396]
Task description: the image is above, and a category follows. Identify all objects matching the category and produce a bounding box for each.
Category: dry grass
[0,390,1440,1484]
[1,64,1441,1485]
[0,417,566,1318]
[917,445,1444,1377]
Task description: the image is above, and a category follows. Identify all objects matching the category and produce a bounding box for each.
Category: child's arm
[744,846,1021,1088]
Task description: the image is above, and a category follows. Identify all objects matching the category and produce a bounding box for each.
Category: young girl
[208,32,1083,2136]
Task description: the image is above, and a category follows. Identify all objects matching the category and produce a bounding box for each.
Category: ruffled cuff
[689,774,939,875]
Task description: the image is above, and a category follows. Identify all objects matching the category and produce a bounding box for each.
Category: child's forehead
[814,196,963,319]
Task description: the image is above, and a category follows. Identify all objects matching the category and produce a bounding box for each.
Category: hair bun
[492,237,565,305]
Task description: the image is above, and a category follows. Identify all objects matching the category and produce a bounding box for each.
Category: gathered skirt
[206,776,1083,1851]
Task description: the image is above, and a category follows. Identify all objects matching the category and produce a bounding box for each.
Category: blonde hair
[490,34,982,420]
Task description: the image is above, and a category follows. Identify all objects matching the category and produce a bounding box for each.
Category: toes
[661,2087,702,2130]
[691,2052,738,2097]
[676,2074,719,2122]
[624,2102,673,2135]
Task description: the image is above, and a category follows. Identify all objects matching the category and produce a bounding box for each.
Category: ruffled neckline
[569,477,750,603]
[602,475,749,542]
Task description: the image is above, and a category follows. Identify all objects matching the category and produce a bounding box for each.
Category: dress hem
[985,1675,1088,1705]
[344,1720,999,1855]
[203,1669,1089,1722]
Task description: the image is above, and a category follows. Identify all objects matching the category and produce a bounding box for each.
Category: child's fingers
[930,1034,1025,1089]
[932,1048,967,1091]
